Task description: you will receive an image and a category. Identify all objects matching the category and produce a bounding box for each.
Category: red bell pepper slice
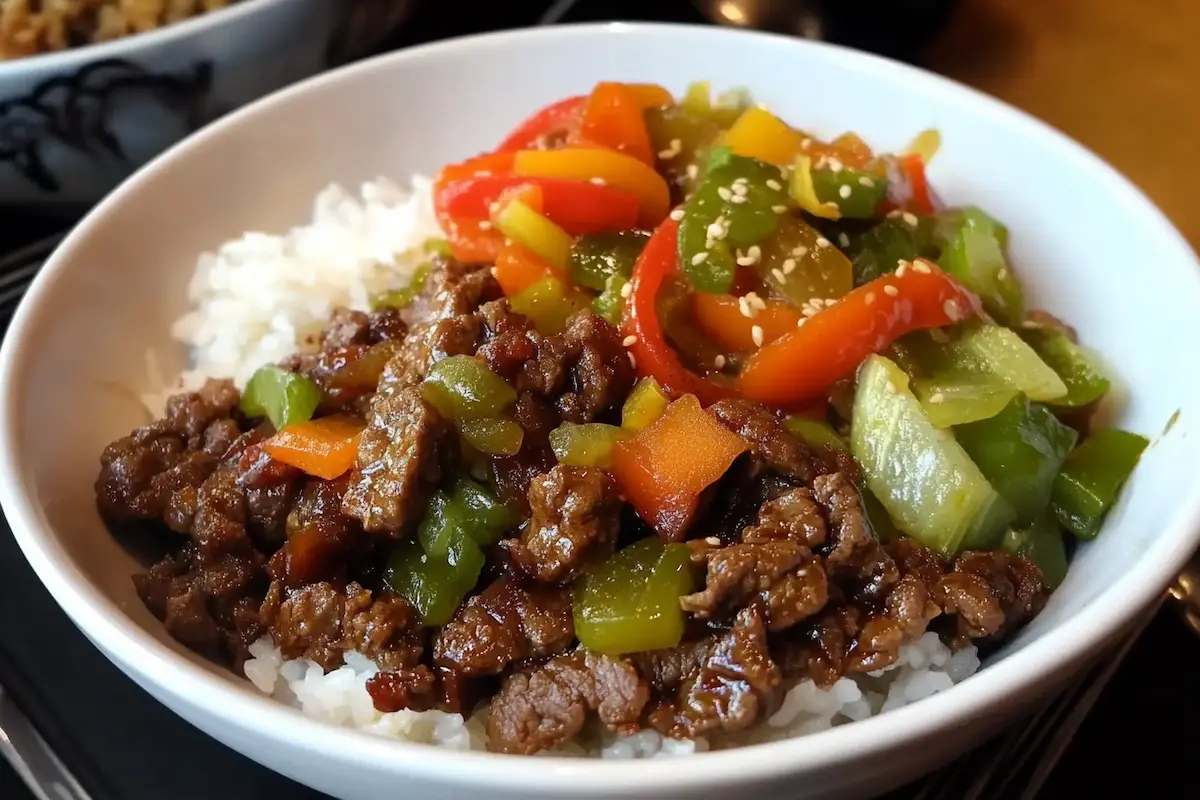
[436,174,640,237]
[572,82,655,165]
[738,259,983,405]
[496,95,587,153]
[433,152,517,262]
[622,215,736,406]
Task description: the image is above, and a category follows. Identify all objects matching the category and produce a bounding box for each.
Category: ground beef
[434,577,575,676]
[649,605,782,739]
[812,472,899,604]
[95,379,240,524]
[936,551,1046,643]
[237,442,303,547]
[680,541,828,632]
[708,398,817,485]
[278,476,358,586]
[487,650,649,754]
[503,466,620,584]
[740,487,827,548]
[342,386,455,534]
[365,666,437,713]
[518,312,635,423]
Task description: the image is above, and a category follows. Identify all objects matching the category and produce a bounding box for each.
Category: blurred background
[2,0,1196,798]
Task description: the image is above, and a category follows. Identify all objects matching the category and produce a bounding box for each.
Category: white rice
[242,632,978,756]
[160,174,983,755]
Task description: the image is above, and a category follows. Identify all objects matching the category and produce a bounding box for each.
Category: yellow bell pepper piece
[681,80,711,115]
[493,199,572,269]
[905,128,942,165]
[720,106,806,166]
[789,153,842,220]
[514,147,671,226]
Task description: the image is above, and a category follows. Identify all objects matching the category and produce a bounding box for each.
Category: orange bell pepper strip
[610,393,749,541]
[493,240,560,297]
[691,293,803,353]
[738,259,983,405]
[572,82,656,165]
[433,152,517,262]
[623,215,736,406]
[513,147,671,227]
[496,95,587,152]
[262,415,365,480]
[438,174,640,237]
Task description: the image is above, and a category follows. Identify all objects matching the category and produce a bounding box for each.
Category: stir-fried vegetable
[935,207,1023,326]
[509,275,591,335]
[438,175,641,238]
[496,95,586,152]
[568,230,649,291]
[513,148,671,226]
[784,416,847,453]
[644,104,722,194]
[691,292,800,352]
[938,324,1067,403]
[459,418,524,456]
[574,536,696,655]
[494,199,574,270]
[752,214,854,305]
[1002,514,1069,591]
[720,106,805,166]
[422,355,517,421]
[790,154,842,220]
[240,366,322,431]
[593,274,629,325]
[845,216,935,286]
[677,153,792,294]
[1051,428,1149,539]
[739,260,983,405]
[912,372,1017,428]
[573,81,657,165]
[811,167,888,219]
[386,540,476,626]
[550,423,630,468]
[621,377,670,432]
[1021,326,1111,408]
[262,415,365,480]
[955,395,1078,523]
[852,355,1012,556]
[494,240,559,298]
[611,394,748,539]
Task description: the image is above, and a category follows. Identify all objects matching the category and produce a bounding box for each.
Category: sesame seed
[707,218,728,240]
[944,299,962,320]
[801,137,812,150]
[825,297,838,306]
[748,245,762,260]
[929,328,950,343]
[796,317,807,328]
[912,260,932,274]
[792,245,809,258]
[816,237,831,248]
[733,176,749,185]
[488,201,500,214]
[746,290,766,310]
[714,355,726,369]
[717,187,733,202]
[751,326,765,347]
[504,238,514,246]
[772,205,788,214]
[732,182,749,195]
[865,291,876,305]
[928,392,946,404]
[705,536,722,546]
[474,170,492,178]
[886,381,897,394]
[858,176,875,188]
[802,305,820,318]
[622,335,638,347]
[669,208,685,221]
[883,285,899,297]
[628,352,637,369]
[620,281,633,298]
[838,184,852,199]
[658,139,683,160]
[782,258,797,274]
[896,260,909,277]
[887,209,904,220]
[838,232,850,248]
[997,267,1009,280]
[478,220,492,230]
[738,297,753,318]
[766,178,782,191]
[730,194,747,204]
[902,212,919,227]
[687,164,700,179]
[772,268,787,283]
[828,158,844,173]
[691,252,709,265]
[590,176,607,186]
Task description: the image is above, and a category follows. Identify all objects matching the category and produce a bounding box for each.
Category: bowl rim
[2,20,1199,794]
[0,0,287,73]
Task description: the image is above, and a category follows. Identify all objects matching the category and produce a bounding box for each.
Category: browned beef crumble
[96,255,1050,755]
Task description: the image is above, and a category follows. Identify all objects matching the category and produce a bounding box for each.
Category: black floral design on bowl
[0,58,213,193]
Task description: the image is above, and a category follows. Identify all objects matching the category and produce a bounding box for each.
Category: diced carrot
[263,415,364,480]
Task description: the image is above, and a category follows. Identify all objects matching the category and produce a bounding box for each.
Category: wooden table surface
[926,0,1200,248]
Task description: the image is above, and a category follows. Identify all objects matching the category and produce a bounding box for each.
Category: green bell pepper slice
[592,274,629,326]
[240,366,322,431]
[784,416,847,453]
[421,355,517,422]
[935,206,1024,326]
[955,395,1078,524]
[508,276,590,336]
[1051,428,1149,539]
[845,216,936,286]
[385,538,480,626]
[371,262,433,311]
[1021,327,1111,408]
[549,422,630,469]
[938,324,1068,403]
[1002,513,1069,591]
[567,230,650,291]
[811,167,889,219]
[621,377,670,432]
[911,372,1017,429]
[644,105,723,196]
[459,418,524,457]
[851,354,1013,557]
[574,536,696,655]
[677,153,792,294]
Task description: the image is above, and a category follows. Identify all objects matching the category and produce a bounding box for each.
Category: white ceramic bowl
[2,22,1198,800]
[0,0,414,207]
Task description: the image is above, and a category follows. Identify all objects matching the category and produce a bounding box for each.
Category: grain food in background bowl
[0,0,416,208]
